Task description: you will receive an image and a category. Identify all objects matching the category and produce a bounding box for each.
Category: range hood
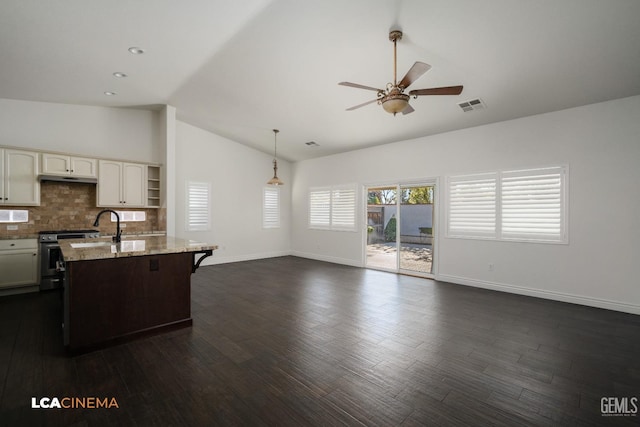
[38,174,98,184]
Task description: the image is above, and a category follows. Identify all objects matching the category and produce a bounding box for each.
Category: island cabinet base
[65,252,193,353]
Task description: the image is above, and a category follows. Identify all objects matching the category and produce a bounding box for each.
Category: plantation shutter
[448,173,497,238]
[263,187,280,229]
[501,167,566,242]
[186,181,210,231]
[331,187,356,231]
[309,188,331,229]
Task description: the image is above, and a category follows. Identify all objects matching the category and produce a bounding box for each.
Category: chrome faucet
[93,209,121,243]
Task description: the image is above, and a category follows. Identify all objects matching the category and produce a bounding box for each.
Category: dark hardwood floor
[1,256,638,426]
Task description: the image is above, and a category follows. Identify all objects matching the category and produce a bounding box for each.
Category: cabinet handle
[66,169,69,172]
[71,169,74,172]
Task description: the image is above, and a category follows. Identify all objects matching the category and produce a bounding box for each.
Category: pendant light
[267,129,284,186]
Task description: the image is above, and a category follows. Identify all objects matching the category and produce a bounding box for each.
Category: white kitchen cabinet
[97,160,145,207]
[41,153,97,178]
[0,239,38,289]
[0,149,40,206]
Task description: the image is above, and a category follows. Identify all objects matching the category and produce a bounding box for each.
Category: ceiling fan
[339,30,463,116]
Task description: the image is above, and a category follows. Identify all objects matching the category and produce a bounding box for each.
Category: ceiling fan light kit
[339,30,464,116]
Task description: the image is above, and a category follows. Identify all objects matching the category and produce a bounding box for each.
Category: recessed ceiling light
[104,91,117,96]
[128,47,145,55]
[112,72,127,78]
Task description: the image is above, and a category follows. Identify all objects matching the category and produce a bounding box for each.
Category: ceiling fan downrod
[389,30,403,86]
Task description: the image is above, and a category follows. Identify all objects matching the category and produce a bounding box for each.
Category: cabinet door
[97,160,123,207]
[41,153,71,175]
[0,250,38,288]
[122,163,145,207]
[4,150,40,206]
[70,157,97,178]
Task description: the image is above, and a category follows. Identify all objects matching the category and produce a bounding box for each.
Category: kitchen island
[59,236,217,353]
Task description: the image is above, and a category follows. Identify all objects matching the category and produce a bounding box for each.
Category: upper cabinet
[1,149,40,206]
[41,153,97,178]
[97,160,145,207]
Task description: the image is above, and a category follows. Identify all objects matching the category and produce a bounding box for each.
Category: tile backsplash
[0,181,165,238]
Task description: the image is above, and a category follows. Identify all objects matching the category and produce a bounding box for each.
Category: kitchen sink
[70,241,114,248]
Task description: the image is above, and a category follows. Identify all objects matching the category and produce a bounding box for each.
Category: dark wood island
[59,236,216,353]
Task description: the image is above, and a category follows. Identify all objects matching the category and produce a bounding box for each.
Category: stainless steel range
[39,229,100,290]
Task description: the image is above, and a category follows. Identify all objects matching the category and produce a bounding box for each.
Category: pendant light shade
[267,129,284,186]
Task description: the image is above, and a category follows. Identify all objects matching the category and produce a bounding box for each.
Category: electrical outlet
[488,263,494,271]
[6,225,18,231]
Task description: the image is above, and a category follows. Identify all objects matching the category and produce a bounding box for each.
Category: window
[309,188,331,229]
[263,187,280,229]
[110,211,146,222]
[186,181,210,231]
[501,167,566,242]
[447,166,567,243]
[0,209,28,223]
[309,185,356,231]
[331,187,356,231]
[448,173,497,239]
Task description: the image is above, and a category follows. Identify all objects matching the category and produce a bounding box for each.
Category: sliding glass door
[365,182,435,276]
[365,186,398,271]
[399,184,434,275]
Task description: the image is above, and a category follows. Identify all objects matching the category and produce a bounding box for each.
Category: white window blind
[186,181,210,231]
[309,188,331,229]
[448,173,497,238]
[331,187,356,230]
[0,209,28,223]
[263,187,280,229]
[309,185,357,231]
[447,166,568,244]
[111,211,146,222]
[501,167,566,242]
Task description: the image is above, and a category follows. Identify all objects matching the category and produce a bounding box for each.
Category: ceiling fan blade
[346,98,379,111]
[398,62,431,89]
[339,82,383,92]
[409,85,464,96]
[402,104,415,115]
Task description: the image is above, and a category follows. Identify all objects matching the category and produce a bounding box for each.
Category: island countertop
[59,235,218,262]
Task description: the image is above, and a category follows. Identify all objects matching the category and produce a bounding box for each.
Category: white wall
[291,95,640,314]
[0,98,161,163]
[175,121,291,265]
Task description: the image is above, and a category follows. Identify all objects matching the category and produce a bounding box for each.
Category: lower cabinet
[0,239,38,289]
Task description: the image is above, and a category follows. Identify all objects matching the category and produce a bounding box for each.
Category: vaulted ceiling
[2,0,639,161]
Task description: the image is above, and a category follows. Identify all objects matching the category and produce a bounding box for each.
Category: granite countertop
[59,235,217,262]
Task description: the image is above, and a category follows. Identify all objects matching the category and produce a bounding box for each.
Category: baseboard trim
[437,274,640,315]
[201,250,292,266]
[290,251,362,268]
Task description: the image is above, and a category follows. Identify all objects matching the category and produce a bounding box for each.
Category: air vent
[305,141,319,147]
[458,98,486,112]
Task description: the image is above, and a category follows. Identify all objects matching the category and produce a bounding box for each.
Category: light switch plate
[6,225,18,231]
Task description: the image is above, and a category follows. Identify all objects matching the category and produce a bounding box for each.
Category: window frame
[309,184,357,232]
[263,186,281,229]
[447,166,568,244]
[185,181,211,232]
[0,209,29,223]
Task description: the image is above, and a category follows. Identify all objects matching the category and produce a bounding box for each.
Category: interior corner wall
[0,98,162,163]
[174,121,291,265]
[290,95,640,315]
